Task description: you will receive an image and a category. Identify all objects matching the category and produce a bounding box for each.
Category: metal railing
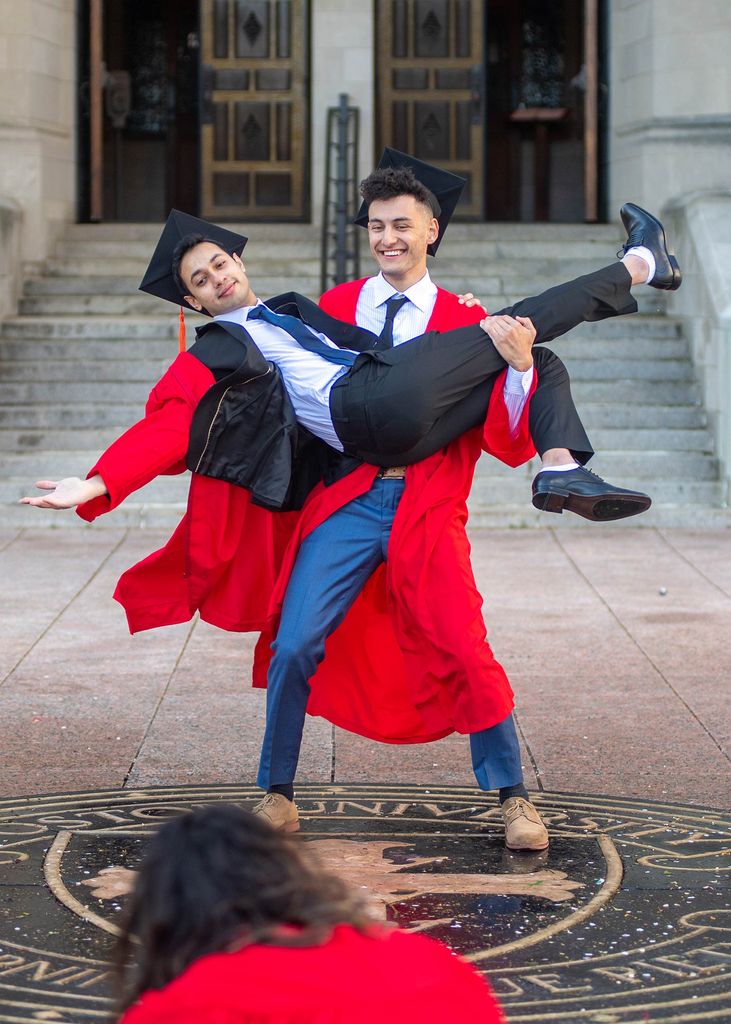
[320,94,360,294]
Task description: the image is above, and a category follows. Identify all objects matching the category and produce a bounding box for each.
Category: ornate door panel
[375,1,484,218]
[200,0,309,220]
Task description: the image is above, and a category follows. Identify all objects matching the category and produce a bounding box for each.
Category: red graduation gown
[78,289,536,742]
[117,924,506,1024]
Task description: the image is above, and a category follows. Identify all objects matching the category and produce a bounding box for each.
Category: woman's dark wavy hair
[114,804,376,1015]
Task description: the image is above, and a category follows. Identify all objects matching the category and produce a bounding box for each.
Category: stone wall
[0,0,76,299]
[666,193,731,499]
[609,0,731,216]
[310,1,374,225]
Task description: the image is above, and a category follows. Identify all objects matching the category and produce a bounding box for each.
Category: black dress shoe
[532,466,652,522]
[620,203,682,291]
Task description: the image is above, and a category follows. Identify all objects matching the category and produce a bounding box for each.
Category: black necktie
[247,304,356,367]
[377,294,409,349]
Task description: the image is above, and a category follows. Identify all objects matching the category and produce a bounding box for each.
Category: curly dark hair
[113,804,377,1015]
[360,166,440,218]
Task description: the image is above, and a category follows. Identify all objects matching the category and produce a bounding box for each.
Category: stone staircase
[0,222,727,528]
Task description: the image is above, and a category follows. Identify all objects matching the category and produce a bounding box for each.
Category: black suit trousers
[329,262,636,466]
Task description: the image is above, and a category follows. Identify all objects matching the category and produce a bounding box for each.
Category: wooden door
[375,1,485,219]
[199,0,309,220]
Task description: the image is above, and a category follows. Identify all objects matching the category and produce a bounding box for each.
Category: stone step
[0,381,153,404]
[3,472,724,515]
[5,500,189,530]
[43,252,606,275]
[469,472,725,506]
[0,332,690,365]
[561,358,693,382]
[0,316,186,339]
[571,403,706,429]
[19,283,320,316]
[44,257,198,277]
[0,351,697,385]
[0,403,142,428]
[553,335,688,359]
[571,427,714,452]
[0,359,177,382]
[2,447,718,484]
[54,235,616,261]
[61,220,621,242]
[0,376,701,408]
[458,291,668,317]
[1,474,190,505]
[466,502,731,530]
[36,265,653,298]
[0,423,715,459]
[25,271,397,297]
[38,261,643,291]
[4,218,717,517]
[22,288,663,319]
[0,312,681,340]
[569,380,700,404]
[62,221,322,242]
[7,498,729,531]
[0,428,124,451]
[33,264,656,311]
[0,423,713,456]
[0,338,184,360]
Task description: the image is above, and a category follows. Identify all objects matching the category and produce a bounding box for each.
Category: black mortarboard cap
[139,209,248,312]
[354,148,466,256]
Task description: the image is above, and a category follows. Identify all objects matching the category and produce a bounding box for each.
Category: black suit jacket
[185,299,364,511]
[265,291,380,354]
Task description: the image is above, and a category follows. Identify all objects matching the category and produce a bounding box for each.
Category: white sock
[623,245,655,284]
[538,462,579,473]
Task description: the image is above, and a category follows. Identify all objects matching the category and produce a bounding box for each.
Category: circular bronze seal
[0,785,728,1022]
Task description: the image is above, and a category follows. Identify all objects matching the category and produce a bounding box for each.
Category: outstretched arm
[20,475,108,510]
[18,355,211,522]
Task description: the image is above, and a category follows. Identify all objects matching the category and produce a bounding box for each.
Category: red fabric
[78,352,299,634]
[117,924,505,1024]
[79,292,536,742]
[254,283,538,740]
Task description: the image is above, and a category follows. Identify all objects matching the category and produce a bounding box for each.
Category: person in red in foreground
[115,804,505,1024]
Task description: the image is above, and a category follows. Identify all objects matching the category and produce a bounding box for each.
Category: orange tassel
[178,306,186,353]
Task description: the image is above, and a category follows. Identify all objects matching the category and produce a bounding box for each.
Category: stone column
[310,0,375,226]
[609,0,731,497]
[608,0,731,216]
[0,0,76,301]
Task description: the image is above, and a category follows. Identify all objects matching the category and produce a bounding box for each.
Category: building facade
[0,0,730,488]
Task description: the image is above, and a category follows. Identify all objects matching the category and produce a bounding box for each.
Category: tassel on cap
[178,306,186,352]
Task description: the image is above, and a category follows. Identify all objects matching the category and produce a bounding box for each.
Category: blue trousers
[257,477,523,792]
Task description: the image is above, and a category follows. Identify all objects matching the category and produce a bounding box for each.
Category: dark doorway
[374,0,605,223]
[78,0,199,222]
[78,0,311,223]
[484,0,605,221]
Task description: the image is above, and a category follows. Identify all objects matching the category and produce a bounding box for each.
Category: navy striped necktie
[247,304,356,367]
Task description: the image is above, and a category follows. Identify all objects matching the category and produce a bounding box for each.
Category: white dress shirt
[356,271,534,434]
[214,278,534,452]
[215,303,349,450]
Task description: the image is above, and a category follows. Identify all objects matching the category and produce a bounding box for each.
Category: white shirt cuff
[504,364,535,395]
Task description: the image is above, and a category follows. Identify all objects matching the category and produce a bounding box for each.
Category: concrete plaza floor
[0,524,729,808]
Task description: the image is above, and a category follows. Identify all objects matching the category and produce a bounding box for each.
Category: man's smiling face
[180,242,256,315]
[367,195,439,290]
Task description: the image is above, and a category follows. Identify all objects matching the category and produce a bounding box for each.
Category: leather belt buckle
[377,465,407,479]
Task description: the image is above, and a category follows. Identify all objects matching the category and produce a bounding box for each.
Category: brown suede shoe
[252,792,300,832]
[501,797,549,851]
